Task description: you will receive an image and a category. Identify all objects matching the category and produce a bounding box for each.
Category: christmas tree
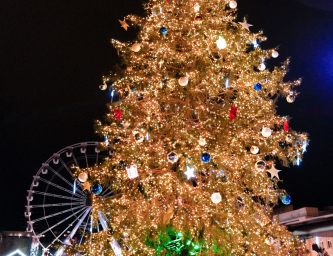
[69,0,308,255]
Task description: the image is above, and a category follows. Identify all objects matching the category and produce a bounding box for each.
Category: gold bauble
[286,95,296,103]
[132,43,141,52]
[78,172,88,183]
[255,160,266,171]
[132,131,144,143]
[194,15,203,24]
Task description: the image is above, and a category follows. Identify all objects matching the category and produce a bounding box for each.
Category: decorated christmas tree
[69,0,308,255]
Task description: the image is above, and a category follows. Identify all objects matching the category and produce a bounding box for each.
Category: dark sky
[0,0,332,231]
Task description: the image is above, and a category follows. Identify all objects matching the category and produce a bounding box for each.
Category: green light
[189,252,196,255]
[177,232,183,237]
[194,244,199,250]
[186,240,191,245]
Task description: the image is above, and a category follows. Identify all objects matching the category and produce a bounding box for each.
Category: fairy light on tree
[66,0,309,255]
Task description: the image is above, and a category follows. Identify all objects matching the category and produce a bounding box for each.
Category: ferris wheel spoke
[84,150,89,168]
[30,205,85,223]
[30,202,85,208]
[53,207,91,256]
[79,210,91,245]
[39,206,88,236]
[96,152,99,164]
[48,166,85,196]
[98,210,108,231]
[102,190,114,197]
[100,185,112,196]
[30,190,84,201]
[71,151,79,168]
[39,177,83,197]
[58,157,84,191]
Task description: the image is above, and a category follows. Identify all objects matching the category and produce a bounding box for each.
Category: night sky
[1,0,333,231]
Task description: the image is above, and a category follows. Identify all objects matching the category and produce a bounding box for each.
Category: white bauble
[199,138,206,146]
[272,50,279,58]
[178,77,188,86]
[262,127,272,137]
[99,83,107,90]
[78,172,88,183]
[250,146,259,154]
[132,43,141,52]
[229,1,237,8]
[216,36,227,49]
[211,193,222,204]
[194,3,200,12]
[258,63,266,71]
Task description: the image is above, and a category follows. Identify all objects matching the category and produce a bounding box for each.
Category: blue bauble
[159,26,168,35]
[281,195,291,205]
[91,184,103,195]
[201,152,211,163]
[254,83,262,91]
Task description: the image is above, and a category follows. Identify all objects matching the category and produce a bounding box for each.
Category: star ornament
[113,108,123,121]
[184,165,195,179]
[82,182,91,192]
[119,19,129,31]
[239,19,253,31]
[229,105,238,121]
[267,165,281,179]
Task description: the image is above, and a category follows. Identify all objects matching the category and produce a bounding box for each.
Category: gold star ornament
[119,19,129,31]
[82,181,91,192]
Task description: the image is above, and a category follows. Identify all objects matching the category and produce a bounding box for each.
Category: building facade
[0,231,33,256]
[274,206,333,256]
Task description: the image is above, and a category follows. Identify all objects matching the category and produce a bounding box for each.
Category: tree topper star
[184,165,195,179]
[113,108,123,121]
[267,165,281,179]
[119,19,130,31]
[239,19,253,31]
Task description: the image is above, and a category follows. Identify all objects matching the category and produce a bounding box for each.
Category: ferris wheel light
[73,180,76,194]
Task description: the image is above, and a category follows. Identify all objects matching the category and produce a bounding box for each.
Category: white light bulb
[216,36,227,49]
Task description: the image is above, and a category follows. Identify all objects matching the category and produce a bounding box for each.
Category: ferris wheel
[25,142,115,256]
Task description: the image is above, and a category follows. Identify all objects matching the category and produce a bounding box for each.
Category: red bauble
[283,120,289,132]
